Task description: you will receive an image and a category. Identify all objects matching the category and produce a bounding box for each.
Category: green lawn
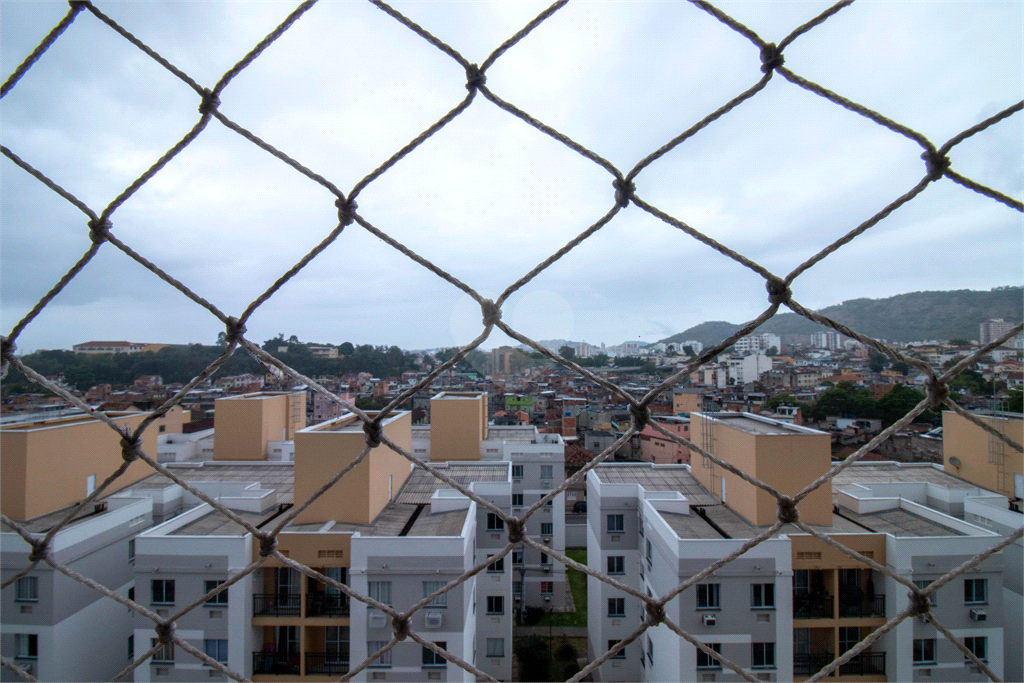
[529,548,588,628]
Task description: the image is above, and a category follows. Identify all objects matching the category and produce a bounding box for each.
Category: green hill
[660,287,1023,347]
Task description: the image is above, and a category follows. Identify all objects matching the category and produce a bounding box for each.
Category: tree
[63,365,95,392]
[558,345,576,360]
[1005,389,1023,413]
[766,346,779,357]
[948,338,971,346]
[339,342,354,355]
[515,635,551,682]
[877,384,929,427]
[813,381,879,420]
[891,361,910,376]
[682,345,695,357]
[216,331,227,347]
[868,350,887,373]
[288,335,299,344]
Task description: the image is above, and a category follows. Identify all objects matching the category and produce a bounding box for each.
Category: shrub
[556,641,578,661]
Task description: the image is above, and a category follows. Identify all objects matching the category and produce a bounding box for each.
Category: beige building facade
[429,392,488,462]
[213,392,305,461]
[943,410,1023,502]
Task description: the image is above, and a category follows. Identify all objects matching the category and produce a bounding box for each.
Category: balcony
[793,653,833,677]
[306,652,350,675]
[252,652,300,675]
[306,592,350,618]
[793,592,834,619]
[839,595,885,618]
[253,593,301,617]
[793,652,886,677]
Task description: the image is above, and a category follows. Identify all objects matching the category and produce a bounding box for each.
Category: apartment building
[587,413,1009,683]
[212,392,305,462]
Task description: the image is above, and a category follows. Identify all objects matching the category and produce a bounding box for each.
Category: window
[751,583,774,608]
[152,579,175,604]
[608,640,626,659]
[541,581,553,595]
[839,627,859,654]
[512,494,524,507]
[204,640,228,663]
[128,539,135,564]
[129,587,135,602]
[544,499,553,507]
[15,576,38,602]
[486,513,504,531]
[541,522,553,536]
[368,641,391,667]
[151,639,174,663]
[914,580,937,606]
[488,555,504,572]
[913,639,936,665]
[486,596,504,614]
[423,581,447,607]
[422,642,447,666]
[696,583,720,609]
[541,465,553,478]
[128,635,134,661]
[607,556,625,574]
[15,634,37,659]
[512,465,523,479]
[647,638,654,666]
[608,598,625,617]
[541,552,549,565]
[607,514,624,533]
[486,638,504,658]
[205,580,228,605]
[513,581,522,596]
[646,539,652,565]
[752,642,775,668]
[512,550,523,565]
[696,643,721,668]
[964,636,987,662]
[368,581,392,606]
[794,569,809,596]
[964,578,987,604]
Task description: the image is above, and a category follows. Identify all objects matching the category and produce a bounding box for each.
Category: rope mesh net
[1,1,1022,682]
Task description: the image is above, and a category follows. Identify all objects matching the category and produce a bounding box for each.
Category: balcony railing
[307,592,350,617]
[793,653,832,677]
[253,593,301,617]
[306,652,350,675]
[793,592,834,619]
[252,652,300,675]
[793,652,886,677]
[839,595,885,618]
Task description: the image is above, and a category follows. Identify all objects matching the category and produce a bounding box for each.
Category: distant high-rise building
[979,318,1016,346]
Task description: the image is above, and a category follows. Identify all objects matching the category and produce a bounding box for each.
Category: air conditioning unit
[969,608,987,621]
[918,614,930,624]
[425,612,443,629]
[20,664,33,675]
[514,595,521,601]
[543,537,551,544]
[702,613,716,626]
[544,596,551,602]
[543,564,551,573]
[369,612,386,629]
[542,480,551,489]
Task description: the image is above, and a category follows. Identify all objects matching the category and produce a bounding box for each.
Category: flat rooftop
[831,462,979,491]
[838,508,965,537]
[592,464,720,507]
[395,463,509,505]
[701,412,820,436]
[168,508,279,536]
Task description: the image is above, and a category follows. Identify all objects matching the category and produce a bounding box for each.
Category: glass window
[646,539,652,565]
[752,642,775,668]
[15,634,37,659]
[512,465,523,479]
[751,583,774,608]
[486,596,504,614]
[696,643,721,668]
[423,581,447,606]
[793,569,809,595]
[541,553,549,565]
[913,639,935,664]
[608,598,625,617]
[488,555,504,572]
[964,636,987,662]
[422,642,447,666]
[697,583,720,609]
[128,635,134,661]
[607,556,625,574]
[205,580,228,605]
[16,576,38,602]
[839,627,859,654]
[541,465,553,478]
[486,513,504,531]
[541,581,553,594]
[964,578,987,604]
[368,581,392,606]
[513,581,522,596]
[607,514,624,532]
[512,550,523,565]
[151,639,174,663]
[128,539,135,564]
[512,494,524,507]
[368,641,391,667]
[913,580,937,606]
[486,638,504,658]
[152,579,175,604]
[608,640,626,659]
[541,522,553,536]
[204,639,228,663]
[647,638,654,667]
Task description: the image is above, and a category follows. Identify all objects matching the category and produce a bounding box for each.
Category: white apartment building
[735,334,781,356]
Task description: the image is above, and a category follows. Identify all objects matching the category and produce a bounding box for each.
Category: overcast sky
[2,0,1021,355]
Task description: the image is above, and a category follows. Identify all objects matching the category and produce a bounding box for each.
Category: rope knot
[481,299,502,327]
[760,43,785,73]
[1,336,15,362]
[363,419,382,448]
[198,88,220,115]
[257,533,278,557]
[68,1,89,10]
[506,517,525,544]
[88,218,111,244]
[613,177,635,208]
[392,614,411,641]
[777,497,800,524]
[28,539,49,563]
[908,589,932,619]
[645,601,666,625]
[154,622,175,644]
[629,403,651,431]
[121,429,142,463]
[225,317,246,344]
[335,196,357,226]
[465,64,486,91]
[766,277,792,305]
[925,374,949,409]
[921,150,950,181]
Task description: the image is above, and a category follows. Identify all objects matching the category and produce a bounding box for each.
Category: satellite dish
[948,456,962,468]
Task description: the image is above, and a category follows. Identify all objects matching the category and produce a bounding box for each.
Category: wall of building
[430,393,487,462]
[943,411,1023,500]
